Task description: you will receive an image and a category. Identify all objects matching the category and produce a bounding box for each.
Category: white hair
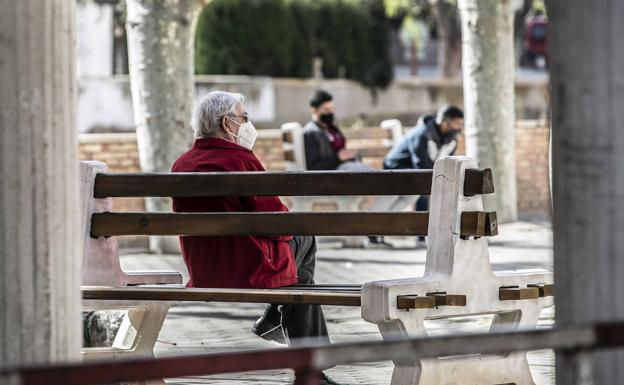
[192,91,245,138]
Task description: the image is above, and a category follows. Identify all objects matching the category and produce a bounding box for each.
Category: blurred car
[521,15,547,68]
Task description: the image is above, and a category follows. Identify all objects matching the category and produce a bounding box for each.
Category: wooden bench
[281,119,404,173]
[81,156,552,385]
[281,120,404,247]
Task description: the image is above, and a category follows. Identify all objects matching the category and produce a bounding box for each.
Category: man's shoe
[293,372,346,385]
[251,316,287,345]
[367,236,393,249]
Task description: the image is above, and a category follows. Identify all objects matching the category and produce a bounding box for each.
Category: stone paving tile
[120,221,554,385]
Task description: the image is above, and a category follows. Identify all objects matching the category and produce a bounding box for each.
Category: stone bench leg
[82,301,173,359]
[377,319,422,385]
[83,301,173,385]
[375,311,538,385]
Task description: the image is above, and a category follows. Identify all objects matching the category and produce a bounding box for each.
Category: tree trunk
[549,1,624,384]
[459,0,517,222]
[0,0,81,365]
[126,0,202,253]
[434,1,462,78]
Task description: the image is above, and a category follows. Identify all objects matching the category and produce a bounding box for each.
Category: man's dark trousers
[260,235,330,344]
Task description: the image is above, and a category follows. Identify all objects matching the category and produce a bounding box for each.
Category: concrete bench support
[81,161,181,361]
[362,157,553,385]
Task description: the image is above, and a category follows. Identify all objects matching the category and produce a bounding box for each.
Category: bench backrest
[81,158,496,286]
[281,119,404,171]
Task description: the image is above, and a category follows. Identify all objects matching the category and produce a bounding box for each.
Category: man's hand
[338,148,358,161]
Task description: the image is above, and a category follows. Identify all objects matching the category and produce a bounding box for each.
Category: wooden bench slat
[426,293,467,307]
[354,147,391,158]
[499,287,540,301]
[90,212,431,237]
[94,171,434,198]
[342,128,394,140]
[93,169,494,198]
[397,295,436,309]
[82,286,362,306]
[460,211,498,238]
[463,168,495,196]
[528,283,554,297]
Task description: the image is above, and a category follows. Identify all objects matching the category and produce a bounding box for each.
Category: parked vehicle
[521,15,547,68]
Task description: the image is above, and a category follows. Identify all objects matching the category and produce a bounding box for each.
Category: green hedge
[194,0,393,91]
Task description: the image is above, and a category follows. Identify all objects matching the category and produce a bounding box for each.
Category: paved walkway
[120,221,554,385]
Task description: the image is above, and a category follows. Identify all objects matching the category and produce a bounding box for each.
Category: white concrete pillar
[549,1,624,384]
[0,0,81,366]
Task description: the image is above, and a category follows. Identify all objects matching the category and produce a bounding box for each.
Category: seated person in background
[303,90,369,171]
[374,105,464,245]
[172,91,342,385]
[303,89,405,247]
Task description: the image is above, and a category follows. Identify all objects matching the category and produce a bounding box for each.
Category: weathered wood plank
[460,211,498,238]
[81,286,361,306]
[499,287,540,301]
[396,295,436,309]
[528,283,554,297]
[342,128,394,140]
[352,147,391,158]
[463,168,495,196]
[90,212,430,237]
[93,169,494,198]
[283,150,296,162]
[460,211,486,237]
[94,171,434,198]
[484,211,498,236]
[426,293,467,306]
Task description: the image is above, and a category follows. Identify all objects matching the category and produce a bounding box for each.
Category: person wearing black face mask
[303,90,368,171]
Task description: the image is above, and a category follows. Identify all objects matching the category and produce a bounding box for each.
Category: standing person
[380,105,464,245]
[303,90,369,171]
[172,91,343,385]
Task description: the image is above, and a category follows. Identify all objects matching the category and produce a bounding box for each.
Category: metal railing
[3,321,624,385]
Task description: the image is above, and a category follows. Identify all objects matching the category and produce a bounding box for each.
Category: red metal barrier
[4,322,624,385]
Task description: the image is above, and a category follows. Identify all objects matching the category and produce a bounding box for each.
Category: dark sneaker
[293,372,347,385]
[367,236,393,249]
[251,316,287,345]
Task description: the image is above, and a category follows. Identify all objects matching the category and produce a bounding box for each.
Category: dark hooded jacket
[383,115,458,170]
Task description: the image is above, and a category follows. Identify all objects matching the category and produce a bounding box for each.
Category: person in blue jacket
[384,105,464,171]
[370,105,464,246]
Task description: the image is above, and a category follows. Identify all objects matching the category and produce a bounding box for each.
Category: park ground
[120,221,554,385]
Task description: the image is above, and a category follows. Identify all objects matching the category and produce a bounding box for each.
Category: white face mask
[225,116,258,150]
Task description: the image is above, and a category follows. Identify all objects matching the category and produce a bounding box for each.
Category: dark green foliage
[195,0,394,91]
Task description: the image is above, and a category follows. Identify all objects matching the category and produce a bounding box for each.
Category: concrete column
[0,0,81,366]
[549,1,624,384]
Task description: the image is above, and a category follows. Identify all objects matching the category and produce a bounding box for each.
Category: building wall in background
[77,75,549,133]
[79,120,551,222]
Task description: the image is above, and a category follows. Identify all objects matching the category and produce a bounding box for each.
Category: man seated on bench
[172,91,343,385]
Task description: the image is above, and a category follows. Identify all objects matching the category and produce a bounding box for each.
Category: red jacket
[171,137,297,289]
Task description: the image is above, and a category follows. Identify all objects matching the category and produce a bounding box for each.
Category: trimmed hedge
[195,0,393,91]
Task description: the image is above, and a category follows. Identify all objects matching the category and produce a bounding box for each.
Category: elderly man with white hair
[171,91,344,385]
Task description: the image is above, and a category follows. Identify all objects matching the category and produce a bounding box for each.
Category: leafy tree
[195,0,394,91]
